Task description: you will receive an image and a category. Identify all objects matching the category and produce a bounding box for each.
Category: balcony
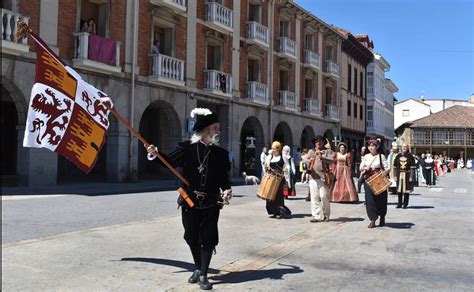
[246,81,269,105]
[326,104,339,120]
[204,69,232,97]
[324,60,339,78]
[278,37,297,60]
[73,32,121,74]
[246,21,268,49]
[150,0,186,13]
[1,9,30,55]
[205,2,233,34]
[277,91,298,111]
[304,50,320,70]
[303,98,321,116]
[149,53,185,87]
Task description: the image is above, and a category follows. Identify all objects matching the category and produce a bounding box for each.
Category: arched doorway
[1,84,18,185]
[300,126,315,149]
[138,101,181,179]
[273,121,293,148]
[240,117,265,177]
[323,129,335,150]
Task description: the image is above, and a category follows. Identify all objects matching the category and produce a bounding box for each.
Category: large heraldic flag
[23,33,113,173]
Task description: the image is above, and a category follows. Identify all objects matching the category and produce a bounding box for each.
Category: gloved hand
[146,144,158,161]
[221,189,232,205]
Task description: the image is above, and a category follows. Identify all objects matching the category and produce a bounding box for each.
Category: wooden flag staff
[15,19,194,207]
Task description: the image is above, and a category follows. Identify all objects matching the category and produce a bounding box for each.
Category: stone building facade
[1,0,344,186]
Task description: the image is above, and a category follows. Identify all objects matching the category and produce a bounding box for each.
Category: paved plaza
[2,170,473,291]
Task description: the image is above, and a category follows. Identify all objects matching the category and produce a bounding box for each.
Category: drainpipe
[268,0,274,145]
[128,0,138,181]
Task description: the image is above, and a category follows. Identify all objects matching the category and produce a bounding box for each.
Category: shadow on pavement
[288,213,311,219]
[210,263,303,285]
[384,222,415,229]
[119,257,220,274]
[331,217,365,223]
[407,206,434,209]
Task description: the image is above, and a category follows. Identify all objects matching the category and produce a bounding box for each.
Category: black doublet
[159,140,231,249]
[166,141,231,208]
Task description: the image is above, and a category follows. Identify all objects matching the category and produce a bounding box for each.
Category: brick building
[1,0,345,186]
[335,27,372,160]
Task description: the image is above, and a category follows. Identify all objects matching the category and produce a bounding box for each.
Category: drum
[257,173,283,201]
[366,170,391,195]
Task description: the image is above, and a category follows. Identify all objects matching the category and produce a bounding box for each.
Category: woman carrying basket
[360,139,389,228]
[262,141,291,219]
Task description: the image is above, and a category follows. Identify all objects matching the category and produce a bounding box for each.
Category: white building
[366,52,396,151]
[394,97,474,130]
[394,99,431,129]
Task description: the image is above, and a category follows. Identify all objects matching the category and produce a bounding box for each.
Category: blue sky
[295,0,474,101]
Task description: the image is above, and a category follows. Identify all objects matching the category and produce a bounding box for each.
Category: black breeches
[182,206,220,249]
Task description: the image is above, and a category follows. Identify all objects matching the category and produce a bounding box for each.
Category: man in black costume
[393,143,416,208]
[146,108,232,290]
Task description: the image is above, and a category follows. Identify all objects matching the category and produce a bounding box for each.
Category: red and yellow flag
[23,32,113,173]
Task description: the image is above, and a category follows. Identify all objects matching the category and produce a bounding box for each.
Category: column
[40,0,59,54]
[186,0,197,87]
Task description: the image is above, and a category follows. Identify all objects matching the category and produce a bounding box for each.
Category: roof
[410,106,474,128]
[395,98,430,107]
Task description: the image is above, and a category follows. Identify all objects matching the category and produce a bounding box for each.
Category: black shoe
[402,205,408,209]
[188,270,200,284]
[396,205,402,209]
[198,275,213,290]
[379,217,385,227]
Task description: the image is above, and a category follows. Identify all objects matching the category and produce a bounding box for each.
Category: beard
[210,134,220,145]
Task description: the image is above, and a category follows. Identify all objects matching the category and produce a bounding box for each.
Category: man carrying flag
[18,20,113,173]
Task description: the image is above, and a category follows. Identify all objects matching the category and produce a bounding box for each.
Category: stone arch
[1,76,28,124]
[239,116,265,177]
[0,83,20,180]
[300,126,315,149]
[138,100,182,178]
[273,121,293,149]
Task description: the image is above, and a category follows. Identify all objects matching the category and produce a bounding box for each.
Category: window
[305,35,313,50]
[354,102,357,118]
[80,0,110,37]
[367,72,373,89]
[360,72,364,97]
[360,105,363,120]
[347,100,351,116]
[367,105,373,120]
[326,46,333,61]
[279,70,289,90]
[248,59,260,82]
[347,64,352,92]
[305,79,313,97]
[326,87,332,105]
[354,68,358,95]
[402,109,410,117]
[249,4,260,22]
[206,44,223,70]
[280,21,289,38]
[153,26,175,56]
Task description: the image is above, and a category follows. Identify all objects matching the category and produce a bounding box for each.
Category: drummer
[263,141,291,219]
[360,139,389,228]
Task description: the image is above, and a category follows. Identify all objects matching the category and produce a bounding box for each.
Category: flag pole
[108,108,190,186]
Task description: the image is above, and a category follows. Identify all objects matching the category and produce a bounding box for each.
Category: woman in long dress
[282,145,297,199]
[360,139,389,228]
[423,154,436,186]
[263,141,291,219]
[331,143,359,203]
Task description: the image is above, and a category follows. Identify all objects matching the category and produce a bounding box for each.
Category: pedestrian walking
[393,143,416,209]
[146,108,232,290]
